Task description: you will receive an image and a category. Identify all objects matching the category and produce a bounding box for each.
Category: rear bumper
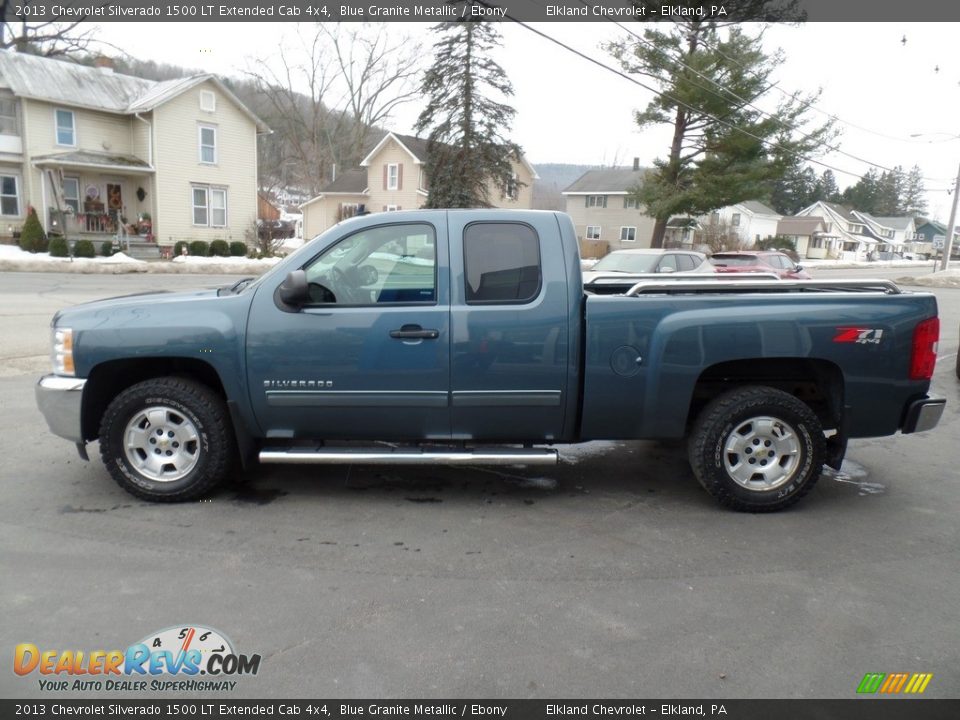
[901,396,946,434]
[36,375,86,444]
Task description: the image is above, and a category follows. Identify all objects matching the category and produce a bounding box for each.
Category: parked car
[710,251,811,279]
[35,210,944,513]
[582,249,714,284]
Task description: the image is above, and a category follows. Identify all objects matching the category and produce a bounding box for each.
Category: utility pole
[940,161,960,271]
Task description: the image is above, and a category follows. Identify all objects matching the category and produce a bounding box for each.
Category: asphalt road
[1,270,958,700]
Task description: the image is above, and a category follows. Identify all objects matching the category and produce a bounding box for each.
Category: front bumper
[902,396,946,434]
[36,375,86,444]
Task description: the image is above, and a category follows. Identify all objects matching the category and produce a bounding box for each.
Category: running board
[259,447,558,466]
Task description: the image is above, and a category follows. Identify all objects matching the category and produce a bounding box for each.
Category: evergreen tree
[901,165,928,217]
[818,170,839,203]
[606,11,834,247]
[18,206,46,253]
[415,6,522,208]
[768,161,817,215]
[841,168,881,213]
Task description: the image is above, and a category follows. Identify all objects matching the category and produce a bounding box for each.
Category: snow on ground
[895,269,960,288]
[0,243,282,274]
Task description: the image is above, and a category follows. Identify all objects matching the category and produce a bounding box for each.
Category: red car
[709,251,811,279]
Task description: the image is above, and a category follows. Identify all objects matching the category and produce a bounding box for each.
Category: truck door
[447,213,570,441]
[246,219,451,440]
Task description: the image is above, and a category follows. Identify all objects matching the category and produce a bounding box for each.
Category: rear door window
[463,223,541,304]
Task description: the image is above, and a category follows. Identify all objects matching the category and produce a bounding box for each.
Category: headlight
[52,327,75,376]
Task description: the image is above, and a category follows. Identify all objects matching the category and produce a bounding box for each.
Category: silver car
[582,248,715,284]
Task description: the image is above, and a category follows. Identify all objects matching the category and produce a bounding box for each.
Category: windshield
[591,253,660,273]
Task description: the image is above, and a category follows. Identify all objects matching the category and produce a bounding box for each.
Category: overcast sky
[92,21,960,220]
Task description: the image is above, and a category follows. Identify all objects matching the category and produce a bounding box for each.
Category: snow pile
[896,270,960,288]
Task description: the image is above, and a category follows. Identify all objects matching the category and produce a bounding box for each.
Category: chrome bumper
[36,375,86,444]
[902,397,946,434]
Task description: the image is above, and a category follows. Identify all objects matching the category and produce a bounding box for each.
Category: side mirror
[659,266,676,274]
[277,270,310,310]
[794,265,804,273]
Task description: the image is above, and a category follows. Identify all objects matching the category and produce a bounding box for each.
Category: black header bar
[4,0,960,23]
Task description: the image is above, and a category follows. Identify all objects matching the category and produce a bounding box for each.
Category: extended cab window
[303,223,436,305]
[463,223,541,304]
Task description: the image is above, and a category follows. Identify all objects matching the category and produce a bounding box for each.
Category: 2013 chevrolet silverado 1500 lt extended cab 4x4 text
[36,210,945,512]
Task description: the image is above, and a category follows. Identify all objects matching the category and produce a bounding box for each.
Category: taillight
[909,317,939,380]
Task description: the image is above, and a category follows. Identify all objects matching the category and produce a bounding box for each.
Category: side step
[259,446,558,466]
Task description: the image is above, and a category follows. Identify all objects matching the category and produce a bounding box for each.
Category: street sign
[932,235,945,249]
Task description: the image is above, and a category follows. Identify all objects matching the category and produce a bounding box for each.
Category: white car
[582,249,715,284]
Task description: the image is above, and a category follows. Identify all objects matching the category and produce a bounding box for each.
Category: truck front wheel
[98,377,235,502]
[688,386,825,512]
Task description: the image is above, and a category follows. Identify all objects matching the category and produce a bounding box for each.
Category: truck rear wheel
[98,377,234,502]
[688,386,825,512]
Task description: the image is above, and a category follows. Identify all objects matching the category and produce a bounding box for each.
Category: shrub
[101,241,114,257]
[19,207,46,253]
[229,241,247,257]
[73,239,96,258]
[209,239,230,257]
[48,236,69,257]
[173,241,188,257]
[188,240,209,257]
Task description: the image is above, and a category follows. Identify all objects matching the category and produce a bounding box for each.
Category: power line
[505,18,953,193]
[599,12,953,185]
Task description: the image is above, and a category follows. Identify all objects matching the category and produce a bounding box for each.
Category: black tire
[99,377,235,502]
[688,386,825,512]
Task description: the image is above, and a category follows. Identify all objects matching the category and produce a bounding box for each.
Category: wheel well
[689,358,844,432]
[81,358,227,442]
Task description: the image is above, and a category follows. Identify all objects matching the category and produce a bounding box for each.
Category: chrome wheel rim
[723,415,801,491]
[123,406,200,482]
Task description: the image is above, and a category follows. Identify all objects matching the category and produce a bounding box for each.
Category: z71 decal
[834,327,884,345]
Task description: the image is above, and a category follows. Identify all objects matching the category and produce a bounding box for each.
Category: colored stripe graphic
[857,672,932,694]
[857,673,885,694]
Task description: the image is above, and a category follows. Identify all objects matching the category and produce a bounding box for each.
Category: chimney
[632,157,640,171]
[93,55,115,73]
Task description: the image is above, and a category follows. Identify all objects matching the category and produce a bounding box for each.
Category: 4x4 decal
[834,327,884,345]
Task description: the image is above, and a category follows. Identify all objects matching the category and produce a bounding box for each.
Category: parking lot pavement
[1,273,958,699]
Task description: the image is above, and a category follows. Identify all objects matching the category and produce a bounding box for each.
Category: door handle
[389,324,440,340]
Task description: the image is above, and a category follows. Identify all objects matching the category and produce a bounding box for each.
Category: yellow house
[0,51,269,252]
[300,131,538,239]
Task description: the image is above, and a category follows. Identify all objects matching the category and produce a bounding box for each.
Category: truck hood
[53,288,221,325]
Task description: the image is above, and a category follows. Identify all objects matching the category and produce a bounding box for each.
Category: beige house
[562,163,656,255]
[301,132,538,238]
[0,51,269,251]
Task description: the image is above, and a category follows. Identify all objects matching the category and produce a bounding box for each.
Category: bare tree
[246,23,422,197]
[0,10,98,57]
[700,220,747,254]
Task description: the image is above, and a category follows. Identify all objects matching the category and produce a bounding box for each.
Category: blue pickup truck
[36,210,945,512]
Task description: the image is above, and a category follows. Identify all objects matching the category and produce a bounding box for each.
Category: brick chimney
[633,157,640,171]
[93,55,115,73]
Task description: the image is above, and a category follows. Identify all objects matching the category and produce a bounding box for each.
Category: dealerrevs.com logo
[14,625,261,692]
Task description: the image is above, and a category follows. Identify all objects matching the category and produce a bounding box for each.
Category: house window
[55,109,75,146]
[387,163,399,190]
[0,174,20,216]
[199,90,216,113]
[586,195,607,208]
[586,226,601,240]
[504,172,519,201]
[192,185,227,227]
[620,226,636,242]
[0,94,18,135]
[624,197,638,209]
[210,188,227,227]
[198,125,217,164]
[731,213,741,227]
[62,177,80,214]
[385,205,399,212]
[710,211,720,225]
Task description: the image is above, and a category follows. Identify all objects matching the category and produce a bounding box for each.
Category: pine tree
[606,11,834,247]
[415,7,522,208]
[18,206,46,253]
[901,165,928,217]
[818,170,839,203]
